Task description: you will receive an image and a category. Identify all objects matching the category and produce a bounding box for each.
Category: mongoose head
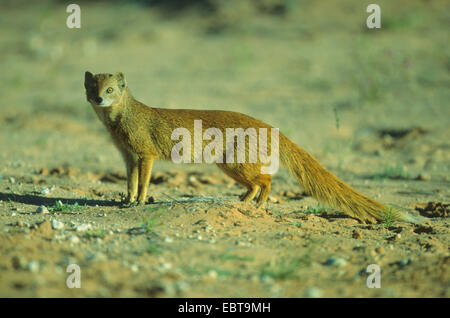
[84,71,127,107]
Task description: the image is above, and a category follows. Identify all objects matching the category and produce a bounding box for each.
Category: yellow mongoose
[84,71,416,224]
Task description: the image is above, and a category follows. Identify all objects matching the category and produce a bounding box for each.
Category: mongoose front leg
[124,153,139,204]
[137,157,155,205]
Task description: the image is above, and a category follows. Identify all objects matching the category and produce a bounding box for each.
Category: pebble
[208,270,218,279]
[375,247,385,254]
[40,187,50,196]
[76,223,92,232]
[36,205,49,214]
[27,260,40,273]
[37,220,53,236]
[67,235,80,244]
[416,173,431,181]
[130,264,139,273]
[11,255,27,270]
[352,230,363,239]
[164,237,173,243]
[324,256,347,267]
[305,286,323,298]
[51,219,64,230]
[399,259,410,266]
[85,252,107,262]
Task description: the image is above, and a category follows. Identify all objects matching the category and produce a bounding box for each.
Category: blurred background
[0,0,449,298]
[0,0,449,180]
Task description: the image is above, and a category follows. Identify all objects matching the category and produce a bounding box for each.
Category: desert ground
[0,0,448,297]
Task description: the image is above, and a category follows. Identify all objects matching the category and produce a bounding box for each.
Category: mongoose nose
[95,97,103,104]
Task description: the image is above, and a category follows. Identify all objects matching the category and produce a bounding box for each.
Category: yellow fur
[84,71,416,224]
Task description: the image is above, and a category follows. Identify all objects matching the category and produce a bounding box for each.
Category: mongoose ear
[115,72,127,90]
[84,71,94,89]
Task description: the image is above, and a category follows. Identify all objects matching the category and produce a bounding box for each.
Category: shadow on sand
[0,192,119,208]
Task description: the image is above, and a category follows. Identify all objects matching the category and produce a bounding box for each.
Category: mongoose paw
[121,201,138,208]
[255,201,268,209]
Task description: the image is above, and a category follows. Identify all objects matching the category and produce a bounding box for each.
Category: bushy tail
[279,134,419,224]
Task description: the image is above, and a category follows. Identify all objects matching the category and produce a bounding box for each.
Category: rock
[27,260,40,273]
[40,187,50,196]
[85,252,107,262]
[51,219,64,230]
[76,223,92,232]
[36,220,53,236]
[399,259,410,266]
[352,230,363,239]
[130,264,139,273]
[324,256,347,267]
[416,173,431,181]
[207,270,218,279]
[67,235,80,244]
[11,256,27,270]
[375,247,385,254]
[36,205,49,214]
[305,286,322,298]
[164,237,173,243]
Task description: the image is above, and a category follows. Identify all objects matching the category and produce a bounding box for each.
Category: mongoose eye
[106,87,113,93]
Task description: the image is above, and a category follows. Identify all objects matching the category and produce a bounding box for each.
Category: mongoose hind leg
[216,163,261,202]
[254,174,272,203]
[240,185,260,202]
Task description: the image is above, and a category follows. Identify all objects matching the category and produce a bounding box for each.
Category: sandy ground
[0,0,449,297]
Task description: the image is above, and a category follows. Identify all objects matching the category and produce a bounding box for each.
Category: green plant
[259,258,299,280]
[85,229,105,239]
[147,244,161,255]
[49,201,87,213]
[292,221,302,228]
[217,251,255,262]
[138,217,158,233]
[382,206,395,228]
[303,203,327,215]
[373,165,412,180]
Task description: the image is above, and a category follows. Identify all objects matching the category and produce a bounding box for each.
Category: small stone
[36,220,53,236]
[164,237,173,243]
[324,256,347,267]
[352,230,363,239]
[40,187,50,196]
[208,270,218,279]
[375,247,385,254]
[305,286,322,298]
[67,235,80,244]
[11,256,27,270]
[416,173,431,181]
[27,260,40,273]
[130,264,139,273]
[51,219,64,230]
[268,196,278,203]
[85,252,107,262]
[9,177,15,184]
[36,205,49,214]
[76,224,92,232]
[399,259,410,266]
